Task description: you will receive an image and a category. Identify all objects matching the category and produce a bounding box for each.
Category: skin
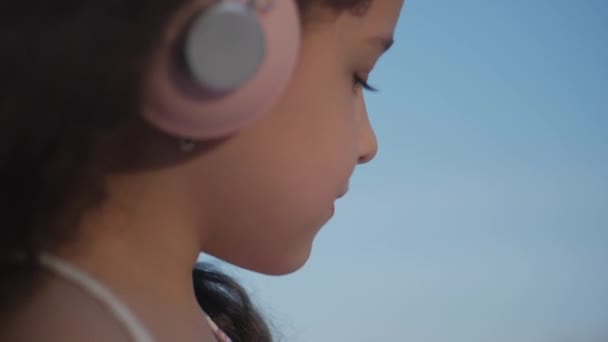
[10,1,405,341]
[196,0,404,276]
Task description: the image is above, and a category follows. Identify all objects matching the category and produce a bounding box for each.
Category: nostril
[358,146,377,164]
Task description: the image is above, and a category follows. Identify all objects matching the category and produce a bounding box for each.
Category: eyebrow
[369,35,395,53]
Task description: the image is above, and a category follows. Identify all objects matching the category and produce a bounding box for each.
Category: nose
[356,97,378,165]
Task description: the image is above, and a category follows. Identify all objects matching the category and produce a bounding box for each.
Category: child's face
[196,0,404,274]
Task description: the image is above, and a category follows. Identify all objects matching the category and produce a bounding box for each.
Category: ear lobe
[140,0,301,141]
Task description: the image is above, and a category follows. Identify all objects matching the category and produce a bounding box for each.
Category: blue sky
[202,1,608,341]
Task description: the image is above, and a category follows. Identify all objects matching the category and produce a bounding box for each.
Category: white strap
[39,253,155,342]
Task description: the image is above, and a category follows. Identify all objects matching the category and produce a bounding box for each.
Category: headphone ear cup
[141,0,301,140]
[183,2,265,94]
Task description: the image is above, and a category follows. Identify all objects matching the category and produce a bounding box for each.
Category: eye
[353,74,378,92]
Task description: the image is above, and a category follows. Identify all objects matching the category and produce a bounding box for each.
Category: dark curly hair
[0,0,371,340]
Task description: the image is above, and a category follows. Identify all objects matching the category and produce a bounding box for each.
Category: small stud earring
[178,137,196,152]
[249,0,275,12]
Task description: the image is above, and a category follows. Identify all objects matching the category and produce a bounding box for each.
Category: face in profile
[190,0,405,275]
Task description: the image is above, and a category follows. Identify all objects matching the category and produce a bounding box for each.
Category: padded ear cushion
[141,0,301,140]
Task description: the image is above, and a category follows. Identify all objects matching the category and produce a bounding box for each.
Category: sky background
[201,0,608,341]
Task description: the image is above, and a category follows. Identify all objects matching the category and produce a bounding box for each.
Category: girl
[0,0,404,340]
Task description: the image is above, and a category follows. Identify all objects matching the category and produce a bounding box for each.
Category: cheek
[197,34,363,274]
[279,47,361,153]
[198,158,331,275]
[272,69,360,188]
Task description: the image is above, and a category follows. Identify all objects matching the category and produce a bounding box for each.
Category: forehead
[298,0,404,62]
[345,0,404,36]
[302,0,404,33]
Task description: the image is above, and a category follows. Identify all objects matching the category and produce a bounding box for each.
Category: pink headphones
[142,0,300,140]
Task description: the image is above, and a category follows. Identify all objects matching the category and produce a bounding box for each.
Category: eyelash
[354,74,378,92]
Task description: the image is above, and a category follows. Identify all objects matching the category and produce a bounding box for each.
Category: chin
[248,247,313,276]
[263,253,311,276]
[216,241,314,276]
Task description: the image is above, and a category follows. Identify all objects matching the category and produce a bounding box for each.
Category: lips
[337,189,348,199]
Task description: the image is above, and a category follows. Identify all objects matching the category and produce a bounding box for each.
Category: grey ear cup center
[184,3,266,93]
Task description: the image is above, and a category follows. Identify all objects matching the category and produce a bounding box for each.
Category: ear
[141,0,301,140]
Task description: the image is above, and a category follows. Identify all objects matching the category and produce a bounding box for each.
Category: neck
[52,171,214,340]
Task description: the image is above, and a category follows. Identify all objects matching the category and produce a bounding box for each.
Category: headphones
[142,0,300,140]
